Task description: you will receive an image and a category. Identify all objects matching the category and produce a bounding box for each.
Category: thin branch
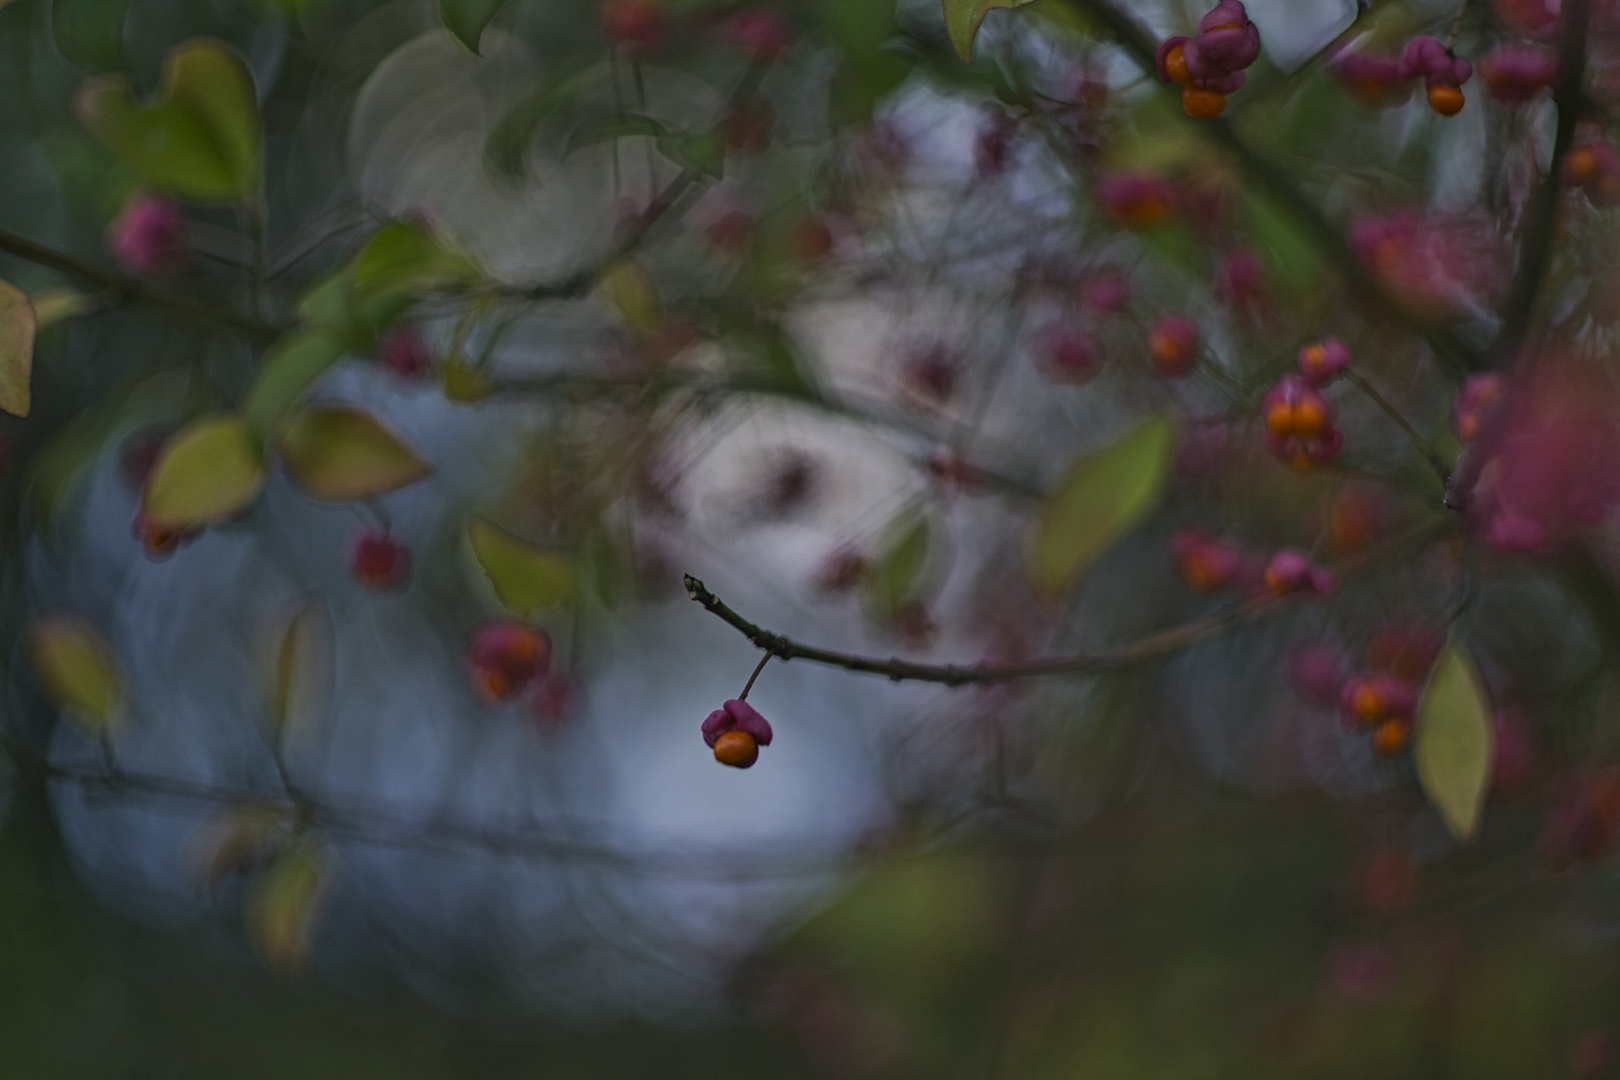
[0,226,281,340]
[1493,0,1589,362]
[683,522,1448,687]
[1342,368,1451,487]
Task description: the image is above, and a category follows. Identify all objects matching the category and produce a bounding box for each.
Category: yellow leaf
[1414,642,1494,841]
[277,406,433,500]
[143,412,266,529]
[1026,416,1175,600]
[25,614,123,733]
[604,260,661,335]
[0,279,34,417]
[944,0,1036,61]
[245,844,325,975]
[467,517,578,614]
[264,598,331,737]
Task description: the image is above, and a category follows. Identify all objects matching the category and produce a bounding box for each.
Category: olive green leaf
[1027,415,1175,599]
[143,412,266,529]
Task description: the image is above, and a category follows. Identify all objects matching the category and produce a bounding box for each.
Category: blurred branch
[1492,0,1589,363]
[492,368,1048,499]
[497,56,773,304]
[1060,0,1482,373]
[0,227,281,340]
[683,521,1448,687]
[1342,368,1451,487]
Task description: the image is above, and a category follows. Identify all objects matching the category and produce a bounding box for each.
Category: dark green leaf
[52,0,130,72]
[484,60,596,180]
[439,0,506,54]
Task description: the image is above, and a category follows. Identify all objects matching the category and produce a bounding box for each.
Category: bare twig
[1492,0,1590,363]
[0,226,281,340]
[683,521,1448,687]
[1342,368,1451,487]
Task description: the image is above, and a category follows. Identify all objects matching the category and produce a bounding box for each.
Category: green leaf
[467,517,579,613]
[246,843,325,975]
[1414,642,1494,841]
[869,511,932,619]
[1027,415,1175,599]
[439,0,506,53]
[24,614,124,733]
[944,0,1036,62]
[277,406,433,501]
[244,331,347,442]
[52,0,130,72]
[485,60,596,180]
[74,38,261,202]
[144,412,266,529]
[349,219,477,298]
[441,357,497,402]
[0,278,35,417]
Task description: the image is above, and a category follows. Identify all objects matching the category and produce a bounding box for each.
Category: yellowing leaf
[604,260,661,335]
[30,286,93,330]
[1027,415,1175,599]
[144,413,266,529]
[0,279,35,417]
[193,802,293,893]
[944,0,1035,61]
[349,220,477,298]
[467,517,578,613]
[264,599,331,738]
[74,38,261,202]
[1414,642,1494,841]
[441,358,496,402]
[277,406,433,501]
[246,844,325,975]
[25,615,123,733]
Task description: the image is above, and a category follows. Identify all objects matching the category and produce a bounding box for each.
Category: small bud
[1036,323,1100,385]
[726,7,792,58]
[108,193,189,277]
[1097,173,1175,229]
[1078,269,1130,312]
[349,530,411,590]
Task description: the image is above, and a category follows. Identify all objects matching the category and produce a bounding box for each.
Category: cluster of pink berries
[1155,1,1262,119]
[1331,37,1474,116]
[1261,338,1350,472]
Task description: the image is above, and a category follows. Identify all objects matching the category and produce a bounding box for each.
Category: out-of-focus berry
[1173,529,1243,592]
[1289,642,1348,706]
[350,530,411,590]
[1263,549,1335,596]
[108,193,189,277]
[602,0,667,49]
[1148,314,1198,377]
[468,621,551,702]
[378,323,431,379]
[1331,52,1409,105]
[1261,375,1342,470]
[1097,173,1175,229]
[1480,44,1559,103]
[1036,323,1100,385]
[726,7,792,58]
[1297,338,1350,386]
[132,513,200,560]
